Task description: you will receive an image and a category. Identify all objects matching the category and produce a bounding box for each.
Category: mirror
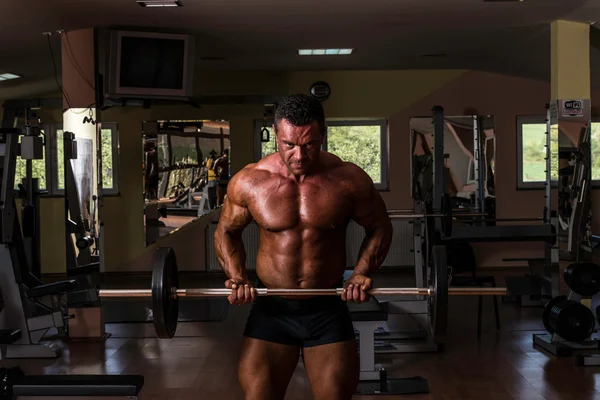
[410,115,496,211]
[142,119,230,245]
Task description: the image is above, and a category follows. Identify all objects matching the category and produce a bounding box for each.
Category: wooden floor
[6,269,600,400]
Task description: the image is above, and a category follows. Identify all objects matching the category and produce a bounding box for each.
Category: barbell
[96,246,508,340]
[387,194,549,238]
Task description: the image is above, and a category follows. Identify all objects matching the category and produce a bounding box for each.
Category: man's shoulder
[231,157,279,187]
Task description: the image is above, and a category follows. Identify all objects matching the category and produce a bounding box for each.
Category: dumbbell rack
[533,262,600,358]
[533,291,600,357]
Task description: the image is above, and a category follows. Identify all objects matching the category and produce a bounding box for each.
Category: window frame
[516,115,547,190]
[324,119,389,190]
[517,115,600,190]
[46,122,120,196]
[253,118,389,191]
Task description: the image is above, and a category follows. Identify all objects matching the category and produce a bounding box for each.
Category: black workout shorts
[242,291,356,348]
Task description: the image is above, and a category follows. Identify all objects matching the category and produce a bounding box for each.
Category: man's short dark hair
[274,94,326,135]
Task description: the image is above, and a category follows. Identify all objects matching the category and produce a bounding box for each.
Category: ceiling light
[0,73,21,81]
[421,53,448,58]
[298,48,353,56]
[137,0,181,7]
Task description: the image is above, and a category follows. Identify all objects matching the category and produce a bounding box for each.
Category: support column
[549,20,592,294]
[60,29,106,340]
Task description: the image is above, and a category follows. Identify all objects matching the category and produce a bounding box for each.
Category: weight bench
[0,364,144,398]
[12,374,144,397]
[349,297,429,395]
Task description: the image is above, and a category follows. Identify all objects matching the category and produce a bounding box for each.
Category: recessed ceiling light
[421,53,448,58]
[0,73,21,81]
[298,48,353,56]
[137,0,181,7]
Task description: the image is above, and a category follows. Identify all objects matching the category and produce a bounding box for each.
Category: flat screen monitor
[108,30,194,98]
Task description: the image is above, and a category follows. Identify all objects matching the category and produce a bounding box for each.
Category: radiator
[207,219,414,271]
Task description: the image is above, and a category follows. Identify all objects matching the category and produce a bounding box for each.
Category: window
[8,122,120,196]
[47,123,120,195]
[100,122,120,195]
[258,126,277,158]
[254,119,389,190]
[517,116,600,189]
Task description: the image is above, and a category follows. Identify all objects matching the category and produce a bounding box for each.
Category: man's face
[275,119,324,176]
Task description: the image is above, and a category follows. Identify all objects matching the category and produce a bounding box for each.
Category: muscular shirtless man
[214,94,393,400]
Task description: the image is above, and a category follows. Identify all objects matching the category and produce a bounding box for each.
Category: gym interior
[1,1,600,399]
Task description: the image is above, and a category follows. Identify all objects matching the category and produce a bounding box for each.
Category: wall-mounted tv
[106,30,195,99]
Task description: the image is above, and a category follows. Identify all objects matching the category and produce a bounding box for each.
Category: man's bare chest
[247,179,352,231]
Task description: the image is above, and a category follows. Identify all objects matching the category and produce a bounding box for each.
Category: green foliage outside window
[327,125,381,183]
[260,124,382,184]
[521,122,600,183]
[101,129,114,189]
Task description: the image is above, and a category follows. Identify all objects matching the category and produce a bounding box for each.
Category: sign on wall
[562,100,584,117]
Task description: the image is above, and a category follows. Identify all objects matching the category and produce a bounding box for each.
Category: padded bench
[26,280,77,299]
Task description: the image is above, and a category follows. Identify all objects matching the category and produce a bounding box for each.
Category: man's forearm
[214,228,248,280]
[353,221,393,276]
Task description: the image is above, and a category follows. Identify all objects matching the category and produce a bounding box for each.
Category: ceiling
[1,0,599,101]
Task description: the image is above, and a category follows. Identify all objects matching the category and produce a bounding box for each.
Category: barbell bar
[97,286,507,298]
[96,247,508,340]
[388,212,488,220]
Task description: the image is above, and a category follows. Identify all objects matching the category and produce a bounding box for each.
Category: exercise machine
[0,125,82,358]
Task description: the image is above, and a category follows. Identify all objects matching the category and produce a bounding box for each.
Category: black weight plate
[428,244,448,344]
[564,262,600,297]
[441,193,453,238]
[152,247,179,339]
[549,299,595,342]
[542,296,566,334]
